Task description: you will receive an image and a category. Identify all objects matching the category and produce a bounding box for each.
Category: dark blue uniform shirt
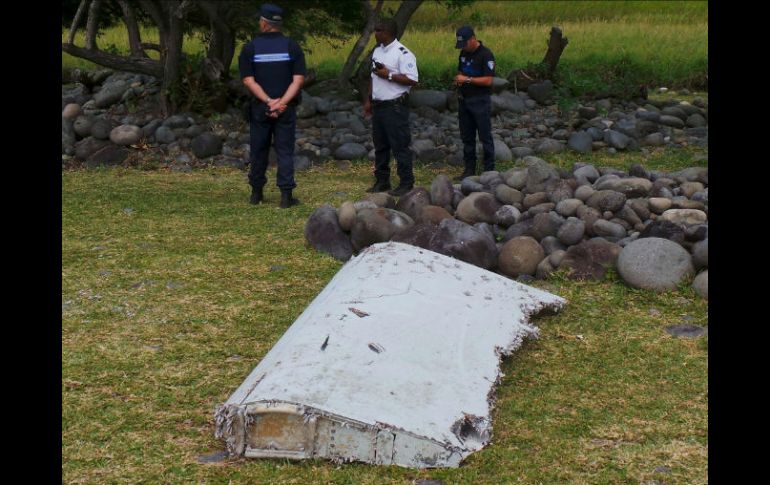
[457,42,495,97]
[238,32,307,100]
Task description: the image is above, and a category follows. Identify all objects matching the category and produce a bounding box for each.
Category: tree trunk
[199,1,236,81]
[542,26,568,77]
[117,0,148,58]
[85,0,102,50]
[337,0,383,90]
[351,0,423,96]
[507,26,569,91]
[67,0,89,45]
[160,2,187,116]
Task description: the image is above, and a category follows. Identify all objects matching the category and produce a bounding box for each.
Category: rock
[604,129,632,150]
[640,220,686,245]
[109,124,142,146]
[304,204,354,261]
[362,192,394,209]
[334,142,367,160]
[648,197,672,214]
[574,186,595,203]
[555,199,583,217]
[559,239,621,280]
[191,132,223,158]
[574,164,600,186]
[85,145,129,167]
[429,218,498,269]
[659,209,708,226]
[62,103,81,120]
[527,80,553,104]
[557,217,585,246]
[409,90,447,111]
[296,93,317,118]
[337,201,356,232]
[74,137,109,160]
[163,114,192,129]
[350,208,413,251]
[594,177,652,198]
[72,115,96,138]
[617,237,694,290]
[524,156,560,193]
[491,93,526,114]
[691,238,708,269]
[586,190,626,213]
[395,187,432,221]
[455,192,501,225]
[494,205,521,227]
[505,169,528,190]
[540,236,566,255]
[154,125,176,144]
[93,81,130,108]
[495,184,523,206]
[511,146,534,159]
[391,222,439,249]
[530,212,565,241]
[494,138,513,162]
[535,138,565,154]
[592,219,627,239]
[498,236,544,277]
[659,115,685,128]
[692,270,708,300]
[686,113,707,127]
[567,131,593,153]
[430,174,454,207]
[679,181,705,198]
[419,205,453,225]
[62,117,76,153]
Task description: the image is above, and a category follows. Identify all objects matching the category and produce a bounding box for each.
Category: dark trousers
[248,102,297,191]
[372,101,414,187]
[458,95,495,173]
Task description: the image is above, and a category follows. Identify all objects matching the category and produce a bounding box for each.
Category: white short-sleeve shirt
[371,39,418,101]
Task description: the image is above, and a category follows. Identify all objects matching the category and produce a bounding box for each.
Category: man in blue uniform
[453,25,496,182]
[362,18,419,197]
[238,4,306,208]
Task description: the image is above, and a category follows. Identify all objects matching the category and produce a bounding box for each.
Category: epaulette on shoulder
[399,46,408,54]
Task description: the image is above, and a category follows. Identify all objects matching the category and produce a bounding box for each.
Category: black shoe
[387,184,413,197]
[249,186,263,204]
[279,190,300,209]
[453,171,475,183]
[366,181,391,193]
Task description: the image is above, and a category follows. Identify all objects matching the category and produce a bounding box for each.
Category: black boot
[279,189,300,208]
[366,180,391,193]
[249,186,263,204]
[387,183,414,197]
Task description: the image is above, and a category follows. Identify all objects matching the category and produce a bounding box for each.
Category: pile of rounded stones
[305,156,708,299]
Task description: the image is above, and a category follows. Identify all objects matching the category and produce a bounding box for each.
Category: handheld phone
[373,61,384,70]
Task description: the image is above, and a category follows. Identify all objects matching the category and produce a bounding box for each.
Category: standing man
[238,3,306,208]
[453,25,496,182]
[362,18,419,197]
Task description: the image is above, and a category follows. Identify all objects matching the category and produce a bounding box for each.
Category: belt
[372,93,409,107]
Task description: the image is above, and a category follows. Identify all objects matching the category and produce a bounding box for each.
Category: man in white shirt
[362,18,419,197]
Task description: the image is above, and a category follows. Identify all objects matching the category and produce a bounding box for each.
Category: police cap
[260,4,284,23]
[455,25,475,49]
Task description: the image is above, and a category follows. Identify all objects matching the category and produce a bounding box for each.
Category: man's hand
[363,99,372,118]
[453,74,469,87]
[374,67,389,79]
[267,98,286,118]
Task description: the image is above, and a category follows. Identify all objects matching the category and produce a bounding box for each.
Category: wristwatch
[388,72,393,81]
[464,77,472,85]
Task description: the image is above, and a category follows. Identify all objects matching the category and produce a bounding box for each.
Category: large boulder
[559,239,621,280]
[410,90,448,111]
[429,218,498,270]
[191,132,223,158]
[455,192,501,225]
[395,187,432,222]
[350,208,413,251]
[498,236,544,277]
[334,142,367,160]
[524,156,560,193]
[430,174,454,208]
[304,204,354,261]
[617,237,694,291]
[93,80,130,108]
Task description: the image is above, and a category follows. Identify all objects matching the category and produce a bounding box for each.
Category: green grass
[62,1,707,94]
[62,149,707,484]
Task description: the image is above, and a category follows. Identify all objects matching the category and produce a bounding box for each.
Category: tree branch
[338,0,383,88]
[85,0,102,50]
[67,0,89,45]
[117,0,148,58]
[62,43,163,77]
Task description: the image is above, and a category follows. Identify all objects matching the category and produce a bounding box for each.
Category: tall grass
[62,1,707,94]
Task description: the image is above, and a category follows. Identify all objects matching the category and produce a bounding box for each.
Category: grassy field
[62,148,708,484]
[61,1,707,94]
